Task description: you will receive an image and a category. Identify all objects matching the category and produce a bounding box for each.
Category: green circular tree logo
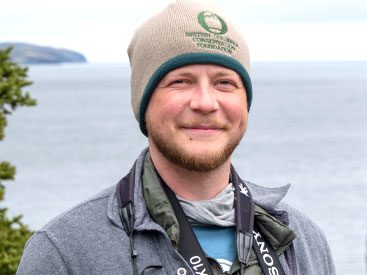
[197,11,228,35]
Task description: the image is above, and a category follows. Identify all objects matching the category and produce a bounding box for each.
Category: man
[17,1,335,274]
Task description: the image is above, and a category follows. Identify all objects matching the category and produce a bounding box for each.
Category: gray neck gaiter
[177,183,235,227]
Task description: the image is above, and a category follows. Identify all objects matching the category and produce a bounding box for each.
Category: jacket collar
[107,148,165,233]
[107,148,291,231]
[138,149,295,262]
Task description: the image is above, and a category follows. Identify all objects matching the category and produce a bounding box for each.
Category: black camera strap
[163,182,214,275]
[252,224,286,275]
[116,163,285,275]
[161,165,254,275]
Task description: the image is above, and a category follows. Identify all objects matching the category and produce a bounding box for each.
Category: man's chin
[160,143,233,172]
[171,153,229,172]
[147,123,244,172]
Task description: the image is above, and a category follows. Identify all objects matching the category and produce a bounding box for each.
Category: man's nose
[189,82,219,113]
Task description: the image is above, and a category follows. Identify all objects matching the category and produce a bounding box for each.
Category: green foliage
[0,47,36,141]
[0,210,33,274]
[0,47,35,274]
[0,111,6,141]
[0,162,15,201]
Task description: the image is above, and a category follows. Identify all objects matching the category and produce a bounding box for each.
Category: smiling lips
[180,123,227,136]
[183,125,222,130]
[180,119,226,130]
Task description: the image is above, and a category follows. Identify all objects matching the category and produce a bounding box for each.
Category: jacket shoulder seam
[35,231,72,274]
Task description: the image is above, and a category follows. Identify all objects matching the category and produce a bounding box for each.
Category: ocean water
[1,62,366,274]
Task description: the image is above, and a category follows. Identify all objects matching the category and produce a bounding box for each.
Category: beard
[146,119,245,172]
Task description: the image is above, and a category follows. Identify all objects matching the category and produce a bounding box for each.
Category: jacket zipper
[206,255,232,275]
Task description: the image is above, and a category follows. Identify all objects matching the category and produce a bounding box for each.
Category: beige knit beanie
[128,0,252,135]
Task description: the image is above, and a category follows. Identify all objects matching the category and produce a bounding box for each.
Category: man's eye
[217,80,237,87]
[218,80,232,85]
[169,79,190,86]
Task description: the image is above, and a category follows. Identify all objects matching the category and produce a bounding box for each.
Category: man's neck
[148,146,231,201]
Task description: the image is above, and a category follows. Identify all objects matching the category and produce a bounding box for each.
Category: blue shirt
[192,226,236,272]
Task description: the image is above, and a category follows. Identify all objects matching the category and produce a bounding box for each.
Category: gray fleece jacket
[17,150,335,275]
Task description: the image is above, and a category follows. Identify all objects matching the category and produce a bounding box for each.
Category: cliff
[0,42,87,64]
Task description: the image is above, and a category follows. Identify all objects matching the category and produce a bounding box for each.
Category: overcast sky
[1,0,367,62]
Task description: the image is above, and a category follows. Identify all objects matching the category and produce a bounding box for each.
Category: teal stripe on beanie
[139,53,252,136]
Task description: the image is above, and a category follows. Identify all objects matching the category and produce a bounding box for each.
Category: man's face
[146,64,248,172]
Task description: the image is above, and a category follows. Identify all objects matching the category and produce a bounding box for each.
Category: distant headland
[0,42,87,64]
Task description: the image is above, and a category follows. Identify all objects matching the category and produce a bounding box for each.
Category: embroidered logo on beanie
[186,12,239,55]
[197,11,228,34]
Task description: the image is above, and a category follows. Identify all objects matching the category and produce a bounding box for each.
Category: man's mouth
[182,125,223,130]
[179,122,227,136]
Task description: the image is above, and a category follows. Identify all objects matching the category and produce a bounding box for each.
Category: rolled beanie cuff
[139,52,253,136]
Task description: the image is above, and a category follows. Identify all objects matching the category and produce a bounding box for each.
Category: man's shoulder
[278,202,336,273]
[278,201,328,242]
[40,184,117,234]
[245,179,329,244]
[246,180,335,273]
[18,184,134,274]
